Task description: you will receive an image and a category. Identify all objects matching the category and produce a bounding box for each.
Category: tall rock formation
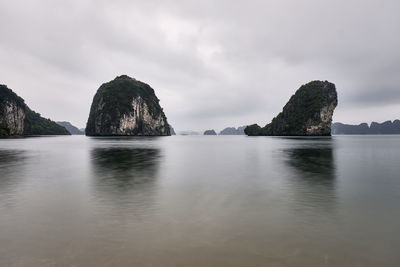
[86,75,170,136]
[245,81,338,136]
[0,84,70,136]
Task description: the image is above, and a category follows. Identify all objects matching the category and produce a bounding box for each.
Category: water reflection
[0,150,27,182]
[0,149,26,166]
[90,147,161,189]
[286,147,335,180]
[89,146,162,221]
[283,141,337,213]
[0,150,27,204]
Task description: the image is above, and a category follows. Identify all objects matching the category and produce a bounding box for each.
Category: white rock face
[306,101,336,135]
[0,100,25,135]
[118,97,167,135]
[89,95,168,135]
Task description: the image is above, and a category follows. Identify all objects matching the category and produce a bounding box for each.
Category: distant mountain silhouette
[204,129,217,135]
[332,120,400,134]
[56,121,84,135]
[219,126,246,135]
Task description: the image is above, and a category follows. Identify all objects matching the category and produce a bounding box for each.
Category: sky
[1,0,399,132]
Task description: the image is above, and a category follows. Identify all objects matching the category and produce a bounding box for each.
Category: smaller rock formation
[245,81,338,136]
[0,84,70,136]
[86,75,170,136]
[56,121,84,135]
[204,129,217,135]
[219,126,247,135]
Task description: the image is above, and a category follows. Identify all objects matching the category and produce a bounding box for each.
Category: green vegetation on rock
[0,127,8,136]
[244,124,262,136]
[24,109,70,135]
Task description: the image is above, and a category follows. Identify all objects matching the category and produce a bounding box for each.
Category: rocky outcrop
[169,125,176,135]
[204,129,217,135]
[219,126,246,135]
[86,75,170,136]
[245,81,338,136]
[0,84,70,136]
[332,120,400,134]
[56,121,84,135]
[0,86,25,136]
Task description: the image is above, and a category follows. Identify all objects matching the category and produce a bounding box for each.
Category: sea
[0,135,399,266]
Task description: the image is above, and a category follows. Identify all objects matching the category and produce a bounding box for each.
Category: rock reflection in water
[0,149,25,166]
[0,150,27,199]
[284,140,337,213]
[90,147,161,190]
[286,147,335,179]
[89,146,162,220]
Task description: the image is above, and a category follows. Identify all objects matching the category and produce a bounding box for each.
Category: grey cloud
[346,87,400,106]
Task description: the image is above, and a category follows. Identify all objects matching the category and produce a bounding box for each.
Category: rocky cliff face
[0,88,26,135]
[86,75,170,136]
[1,84,69,136]
[245,81,338,136]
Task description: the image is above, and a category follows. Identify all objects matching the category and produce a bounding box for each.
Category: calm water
[0,135,399,266]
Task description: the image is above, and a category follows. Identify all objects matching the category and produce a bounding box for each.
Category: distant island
[204,129,217,135]
[245,81,338,136]
[0,84,70,137]
[86,75,170,136]
[219,126,246,135]
[56,121,84,135]
[332,120,400,134]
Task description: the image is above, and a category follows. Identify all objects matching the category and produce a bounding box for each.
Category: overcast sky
[1,0,399,131]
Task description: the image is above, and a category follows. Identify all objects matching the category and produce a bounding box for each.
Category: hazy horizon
[1,0,399,130]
